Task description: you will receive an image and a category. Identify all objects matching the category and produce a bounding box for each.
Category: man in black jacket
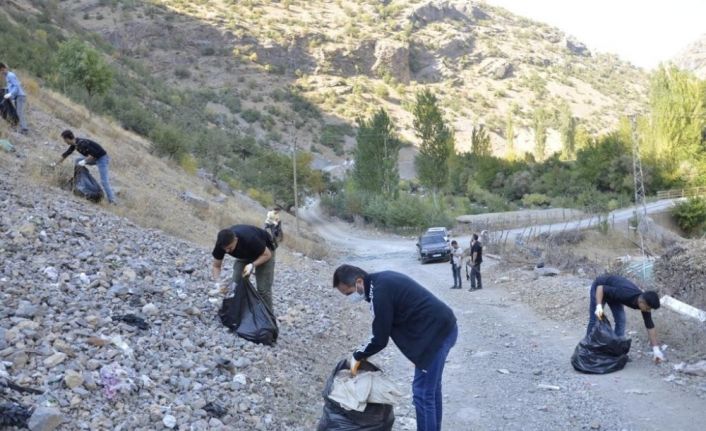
[587,274,664,363]
[212,225,277,313]
[333,265,457,431]
[469,233,483,291]
[55,130,116,204]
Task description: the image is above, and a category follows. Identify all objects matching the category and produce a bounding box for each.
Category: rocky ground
[0,173,367,430]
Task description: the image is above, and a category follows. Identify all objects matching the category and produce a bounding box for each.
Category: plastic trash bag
[0,402,32,427]
[571,318,631,374]
[72,165,104,202]
[0,96,19,126]
[317,359,395,431]
[328,369,402,412]
[218,278,278,346]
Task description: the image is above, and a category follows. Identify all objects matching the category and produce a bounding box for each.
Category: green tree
[471,124,492,157]
[533,108,548,161]
[505,111,517,161]
[413,89,454,199]
[673,197,706,235]
[646,66,706,182]
[56,39,113,96]
[559,105,577,160]
[353,108,402,197]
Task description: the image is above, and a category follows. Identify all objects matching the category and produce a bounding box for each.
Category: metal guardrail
[655,186,706,200]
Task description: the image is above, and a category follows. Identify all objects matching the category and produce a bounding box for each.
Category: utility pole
[630,115,649,281]
[292,133,300,235]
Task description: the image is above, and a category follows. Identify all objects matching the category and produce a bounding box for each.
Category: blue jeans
[412,324,458,431]
[451,263,462,288]
[14,95,27,131]
[586,282,626,337]
[76,155,116,203]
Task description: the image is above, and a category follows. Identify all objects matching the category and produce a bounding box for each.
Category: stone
[28,407,64,431]
[372,40,410,83]
[14,300,38,318]
[162,414,177,429]
[44,352,67,368]
[179,191,210,209]
[566,37,590,56]
[233,374,247,385]
[64,370,84,389]
[18,223,36,236]
[478,58,512,80]
[142,303,158,316]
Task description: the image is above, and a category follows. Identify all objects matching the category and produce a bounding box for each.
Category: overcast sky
[486,0,706,70]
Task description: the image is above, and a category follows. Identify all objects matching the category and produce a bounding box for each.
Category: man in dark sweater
[55,129,116,204]
[333,265,457,431]
[587,274,664,363]
[469,233,483,291]
[212,225,277,313]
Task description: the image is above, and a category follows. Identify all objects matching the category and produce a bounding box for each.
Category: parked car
[416,233,452,264]
[425,227,450,242]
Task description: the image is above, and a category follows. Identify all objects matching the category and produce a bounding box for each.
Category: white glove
[594,303,604,320]
[350,355,362,376]
[242,263,254,277]
[3,93,11,99]
[50,162,57,168]
[77,160,87,167]
[652,346,665,363]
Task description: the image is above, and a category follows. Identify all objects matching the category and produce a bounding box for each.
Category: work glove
[242,263,254,278]
[652,346,665,364]
[350,355,363,376]
[594,303,604,320]
[3,93,11,100]
[77,160,87,167]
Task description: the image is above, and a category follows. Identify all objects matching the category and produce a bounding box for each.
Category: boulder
[565,37,590,56]
[179,191,210,209]
[372,40,411,83]
[479,58,512,79]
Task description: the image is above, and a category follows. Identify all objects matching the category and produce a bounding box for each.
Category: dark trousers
[451,263,462,288]
[413,324,458,431]
[586,281,626,337]
[470,263,482,289]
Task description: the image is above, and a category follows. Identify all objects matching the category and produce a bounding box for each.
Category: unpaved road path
[301,204,706,431]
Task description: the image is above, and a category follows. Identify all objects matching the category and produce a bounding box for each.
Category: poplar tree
[413,89,454,200]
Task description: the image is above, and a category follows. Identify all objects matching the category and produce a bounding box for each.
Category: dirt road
[301,204,706,431]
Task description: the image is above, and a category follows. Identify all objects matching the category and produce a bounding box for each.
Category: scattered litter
[0,402,32,427]
[110,335,134,358]
[203,401,227,418]
[112,314,149,330]
[99,362,136,400]
[537,384,561,391]
[624,388,650,395]
[674,360,706,377]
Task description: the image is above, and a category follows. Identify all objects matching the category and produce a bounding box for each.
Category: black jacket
[353,271,457,369]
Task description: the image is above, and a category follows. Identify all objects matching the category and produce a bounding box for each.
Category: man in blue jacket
[333,264,458,431]
[0,62,28,133]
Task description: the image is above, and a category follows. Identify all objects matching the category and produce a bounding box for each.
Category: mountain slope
[62,0,647,166]
[673,34,706,79]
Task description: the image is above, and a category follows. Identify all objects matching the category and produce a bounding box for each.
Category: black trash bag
[571,318,632,374]
[72,165,104,203]
[0,96,19,126]
[316,359,395,431]
[0,402,32,427]
[218,278,278,346]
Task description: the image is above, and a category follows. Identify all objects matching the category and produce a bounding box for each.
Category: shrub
[179,154,198,175]
[150,124,189,159]
[673,197,706,235]
[241,109,261,123]
[175,68,191,79]
[521,193,551,208]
